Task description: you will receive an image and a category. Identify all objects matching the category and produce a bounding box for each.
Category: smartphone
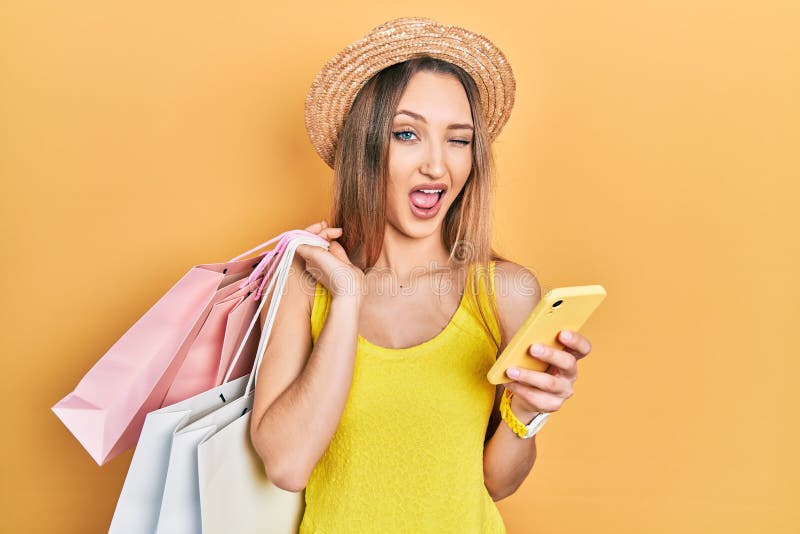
[486,284,607,385]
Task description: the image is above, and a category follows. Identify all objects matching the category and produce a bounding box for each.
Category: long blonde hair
[328,55,509,351]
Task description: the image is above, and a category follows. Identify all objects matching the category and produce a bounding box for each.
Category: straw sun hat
[304,16,516,169]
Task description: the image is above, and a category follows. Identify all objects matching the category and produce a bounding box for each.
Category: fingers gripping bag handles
[106,229,328,534]
[197,233,328,534]
[51,230,314,466]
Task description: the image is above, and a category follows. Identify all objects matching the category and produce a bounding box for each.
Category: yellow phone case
[486,284,607,385]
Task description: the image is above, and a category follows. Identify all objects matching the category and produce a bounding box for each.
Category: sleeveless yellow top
[298,261,506,534]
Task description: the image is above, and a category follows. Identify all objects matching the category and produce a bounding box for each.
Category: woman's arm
[483,261,542,501]
[249,252,361,492]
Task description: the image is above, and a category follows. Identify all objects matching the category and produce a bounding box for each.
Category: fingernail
[562,331,571,341]
[507,367,520,378]
[531,344,543,355]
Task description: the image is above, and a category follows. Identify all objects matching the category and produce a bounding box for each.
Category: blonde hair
[328,55,508,351]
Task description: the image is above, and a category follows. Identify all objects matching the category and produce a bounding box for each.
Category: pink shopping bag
[51,230,310,465]
[162,229,311,405]
[159,280,259,407]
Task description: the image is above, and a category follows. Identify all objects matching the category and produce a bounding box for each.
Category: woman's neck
[350,228,462,287]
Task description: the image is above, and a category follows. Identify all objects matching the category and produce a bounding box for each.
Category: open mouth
[409,189,445,219]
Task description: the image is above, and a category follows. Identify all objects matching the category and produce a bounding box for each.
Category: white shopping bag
[155,383,254,534]
[108,374,249,534]
[197,392,305,533]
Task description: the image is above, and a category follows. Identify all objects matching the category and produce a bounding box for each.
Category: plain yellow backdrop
[1,1,798,532]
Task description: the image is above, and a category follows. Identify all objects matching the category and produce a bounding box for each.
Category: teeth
[418,189,443,194]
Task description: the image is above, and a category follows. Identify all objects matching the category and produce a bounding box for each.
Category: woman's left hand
[505,329,592,419]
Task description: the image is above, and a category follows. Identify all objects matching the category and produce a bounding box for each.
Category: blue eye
[392,130,417,142]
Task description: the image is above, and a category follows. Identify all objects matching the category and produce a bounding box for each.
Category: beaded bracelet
[499,387,537,439]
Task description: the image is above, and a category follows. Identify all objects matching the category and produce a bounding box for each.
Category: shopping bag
[109,230,326,533]
[52,231,301,466]
[214,287,261,384]
[196,233,327,534]
[162,228,306,406]
[155,381,254,534]
[156,234,327,534]
[198,233,320,533]
[197,390,303,534]
[159,280,258,407]
[107,374,250,534]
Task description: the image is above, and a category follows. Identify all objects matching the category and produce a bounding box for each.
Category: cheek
[385,179,407,215]
[387,146,415,177]
[456,151,473,177]
[451,158,473,192]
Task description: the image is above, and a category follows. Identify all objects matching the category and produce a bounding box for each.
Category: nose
[420,139,446,179]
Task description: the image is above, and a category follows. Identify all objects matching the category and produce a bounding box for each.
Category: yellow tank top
[298,260,506,534]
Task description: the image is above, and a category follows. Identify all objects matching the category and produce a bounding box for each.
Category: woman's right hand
[296,220,364,301]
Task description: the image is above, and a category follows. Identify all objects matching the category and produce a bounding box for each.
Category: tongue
[409,191,439,209]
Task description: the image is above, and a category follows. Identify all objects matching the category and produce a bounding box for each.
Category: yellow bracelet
[500,387,534,439]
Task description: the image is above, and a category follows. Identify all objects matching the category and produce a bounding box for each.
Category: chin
[392,206,450,239]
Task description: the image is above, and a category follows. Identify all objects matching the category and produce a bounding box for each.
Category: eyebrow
[394,109,474,131]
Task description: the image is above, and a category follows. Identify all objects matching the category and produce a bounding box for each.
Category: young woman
[249,17,593,533]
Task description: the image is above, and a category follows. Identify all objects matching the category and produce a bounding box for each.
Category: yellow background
[2,1,798,532]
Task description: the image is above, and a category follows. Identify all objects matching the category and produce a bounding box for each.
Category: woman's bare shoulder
[491,260,542,349]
